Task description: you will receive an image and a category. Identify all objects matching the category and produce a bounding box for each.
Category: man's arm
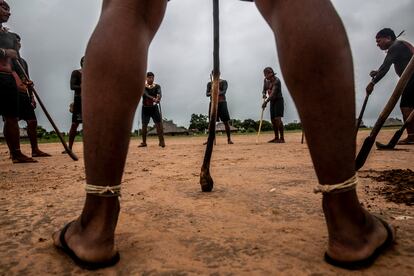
[206,81,212,97]
[156,85,162,102]
[70,70,81,91]
[262,79,267,99]
[372,53,395,84]
[219,80,228,95]
[366,49,396,94]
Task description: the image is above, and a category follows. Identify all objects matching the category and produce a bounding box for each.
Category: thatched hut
[148,120,191,136]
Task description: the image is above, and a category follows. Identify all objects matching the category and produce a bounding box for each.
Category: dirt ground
[0,129,413,275]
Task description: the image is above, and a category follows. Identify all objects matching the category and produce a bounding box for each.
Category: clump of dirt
[362,169,414,206]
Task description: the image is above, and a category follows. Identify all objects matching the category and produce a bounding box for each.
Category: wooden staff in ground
[199,0,220,192]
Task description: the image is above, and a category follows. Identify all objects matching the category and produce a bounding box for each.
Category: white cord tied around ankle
[85,184,122,197]
[313,175,357,194]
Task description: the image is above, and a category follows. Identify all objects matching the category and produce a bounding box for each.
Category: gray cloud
[2,0,414,132]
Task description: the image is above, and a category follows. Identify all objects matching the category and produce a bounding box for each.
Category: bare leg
[223,121,233,144]
[139,124,148,147]
[269,118,279,142]
[400,107,414,142]
[27,119,50,156]
[275,117,284,142]
[53,0,167,264]
[4,116,35,162]
[68,122,80,150]
[256,0,393,263]
[155,122,165,147]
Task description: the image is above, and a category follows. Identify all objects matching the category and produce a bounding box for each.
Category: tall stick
[158,102,164,130]
[355,56,414,170]
[356,93,370,132]
[200,0,219,192]
[256,105,265,144]
[15,60,78,161]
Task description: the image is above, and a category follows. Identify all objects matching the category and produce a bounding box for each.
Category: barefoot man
[64,56,84,153]
[15,35,51,157]
[0,0,36,163]
[366,28,414,144]
[206,73,234,144]
[138,72,165,148]
[261,67,285,143]
[53,0,395,270]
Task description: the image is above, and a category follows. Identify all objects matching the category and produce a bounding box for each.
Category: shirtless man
[206,75,234,144]
[138,72,165,148]
[261,67,285,143]
[64,56,84,153]
[366,28,414,144]
[53,0,394,270]
[15,35,50,157]
[0,0,36,163]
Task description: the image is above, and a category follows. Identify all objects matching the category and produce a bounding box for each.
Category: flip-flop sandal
[56,221,120,270]
[324,216,395,270]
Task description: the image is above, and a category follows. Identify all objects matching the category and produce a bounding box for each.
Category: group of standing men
[143,67,286,148]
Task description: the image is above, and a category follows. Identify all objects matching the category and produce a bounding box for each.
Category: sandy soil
[0,129,413,275]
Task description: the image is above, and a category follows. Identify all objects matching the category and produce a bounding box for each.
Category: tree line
[189,113,302,133]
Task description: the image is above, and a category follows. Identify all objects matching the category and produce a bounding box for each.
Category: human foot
[32,149,51,157]
[227,140,234,144]
[12,151,38,163]
[53,219,119,270]
[138,143,147,147]
[324,206,395,269]
[397,136,414,145]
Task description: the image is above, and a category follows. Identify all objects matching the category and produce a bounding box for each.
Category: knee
[255,0,277,21]
[102,0,167,35]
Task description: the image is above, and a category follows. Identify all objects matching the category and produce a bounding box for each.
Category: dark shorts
[209,101,231,122]
[0,72,19,118]
[142,105,161,125]
[400,75,414,108]
[270,98,284,118]
[18,92,36,121]
[72,95,82,123]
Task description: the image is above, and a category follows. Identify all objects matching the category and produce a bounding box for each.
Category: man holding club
[63,56,84,154]
[366,28,414,144]
[52,0,394,270]
[138,71,165,148]
[0,0,36,163]
[15,35,51,158]
[205,73,234,144]
[261,66,285,143]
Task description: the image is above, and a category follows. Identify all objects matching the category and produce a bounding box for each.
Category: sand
[0,129,413,275]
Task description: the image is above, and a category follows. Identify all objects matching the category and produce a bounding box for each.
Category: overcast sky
[3,0,414,131]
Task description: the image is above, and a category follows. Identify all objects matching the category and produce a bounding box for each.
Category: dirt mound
[362,169,414,206]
